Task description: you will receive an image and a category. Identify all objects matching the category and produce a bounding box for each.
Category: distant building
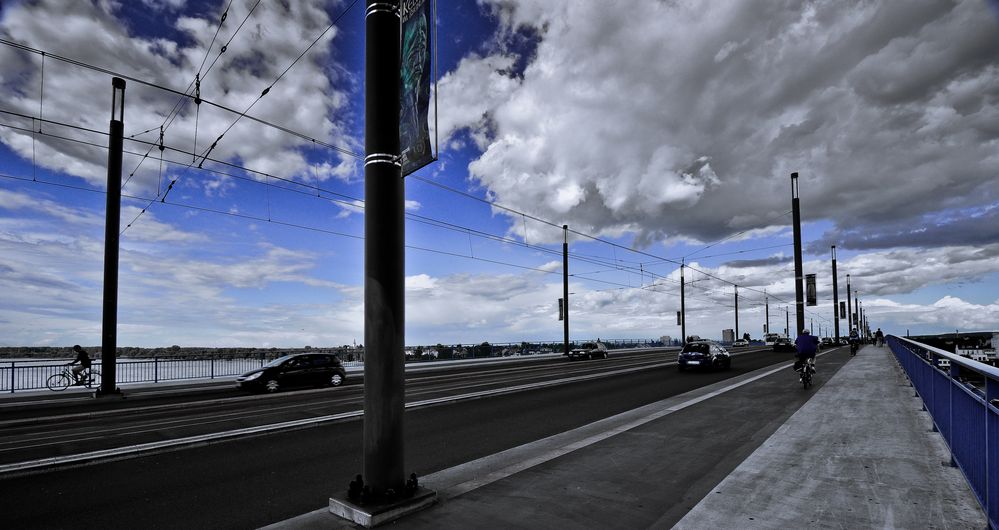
[722,329,735,343]
[660,335,672,345]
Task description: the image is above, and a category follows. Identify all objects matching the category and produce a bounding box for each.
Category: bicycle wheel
[46,373,71,392]
[87,371,102,388]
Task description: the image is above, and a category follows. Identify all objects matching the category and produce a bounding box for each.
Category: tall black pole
[785,306,789,336]
[846,274,852,331]
[854,294,860,336]
[790,172,806,336]
[363,0,403,497]
[831,246,840,342]
[680,262,686,344]
[764,290,769,335]
[734,285,739,339]
[563,225,569,355]
[100,77,125,397]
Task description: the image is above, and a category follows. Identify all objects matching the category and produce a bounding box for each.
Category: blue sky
[0,0,997,347]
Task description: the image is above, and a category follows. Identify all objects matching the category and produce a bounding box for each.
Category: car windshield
[682,343,710,354]
[262,355,295,368]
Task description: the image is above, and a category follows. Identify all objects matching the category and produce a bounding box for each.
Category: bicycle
[46,366,101,391]
[795,357,815,389]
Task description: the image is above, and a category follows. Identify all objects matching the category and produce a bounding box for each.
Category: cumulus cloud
[438,0,999,249]
[0,0,357,194]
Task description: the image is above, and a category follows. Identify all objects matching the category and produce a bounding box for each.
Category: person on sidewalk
[68,345,92,385]
[794,329,819,375]
[875,328,885,347]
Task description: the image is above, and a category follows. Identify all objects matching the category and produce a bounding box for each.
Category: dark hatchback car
[677,341,731,371]
[237,353,347,393]
[773,337,796,352]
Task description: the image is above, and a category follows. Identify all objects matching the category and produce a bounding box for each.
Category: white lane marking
[0,348,781,475]
[435,348,835,498]
[0,357,679,476]
[0,355,669,434]
[0,353,668,428]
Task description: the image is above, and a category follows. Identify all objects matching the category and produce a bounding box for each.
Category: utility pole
[810,317,813,335]
[734,285,739,339]
[362,0,404,499]
[831,246,840,342]
[331,3,437,522]
[764,289,769,335]
[855,293,860,337]
[100,77,126,397]
[846,274,852,332]
[563,225,569,355]
[785,306,790,337]
[790,172,806,336]
[680,261,686,344]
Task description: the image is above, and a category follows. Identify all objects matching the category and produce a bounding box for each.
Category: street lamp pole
[790,172,806,336]
[831,246,840,342]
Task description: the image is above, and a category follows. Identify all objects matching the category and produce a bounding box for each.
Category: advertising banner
[558,298,564,321]
[400,0,434,175]
[676,311,682,326]
[805,274,817,306]
[840,301,847,319]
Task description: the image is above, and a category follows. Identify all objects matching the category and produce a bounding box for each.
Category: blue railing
[887,335,998,529]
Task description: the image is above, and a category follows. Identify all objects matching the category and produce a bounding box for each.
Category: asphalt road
[2,346,825,529]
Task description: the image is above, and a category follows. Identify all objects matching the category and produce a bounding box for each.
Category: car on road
[773,337,796,353]
[820,337,835,349]
[677,341,731,371]
[566,342,608,361]
[236,353,347,393]
[732,339,749,347]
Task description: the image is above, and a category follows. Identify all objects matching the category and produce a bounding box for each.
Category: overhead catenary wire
[0,38,362,160]
[193,0,360,169]
[3,100,831,324]
[122,0,255,189]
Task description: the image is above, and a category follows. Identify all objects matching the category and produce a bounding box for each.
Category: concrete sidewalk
[675,346,985,529]
[265,347,985,529]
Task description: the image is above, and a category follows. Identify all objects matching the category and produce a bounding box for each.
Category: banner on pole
[676,311,681,326]
[840,301,847,319]
[805,274,817,306]
[558,298,564,321]
[400,0,434,176]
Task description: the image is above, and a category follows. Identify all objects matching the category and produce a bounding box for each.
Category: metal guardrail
[0,342,676,394]
[0,354,301,393]
[887,335,998,529]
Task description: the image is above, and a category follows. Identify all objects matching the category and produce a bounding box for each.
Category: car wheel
[265,379,280,393]
[330,373,344,387]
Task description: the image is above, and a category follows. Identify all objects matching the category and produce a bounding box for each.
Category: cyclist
[875,328,885,347]
[68,345,92,385]
[848,327,861,355]
[794,329,819,377]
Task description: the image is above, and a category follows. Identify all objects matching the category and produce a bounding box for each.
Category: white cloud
[0,0,358,195]
[441,0,999,249]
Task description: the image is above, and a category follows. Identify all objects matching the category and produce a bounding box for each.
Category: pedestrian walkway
[266,346,985,529]
[674,346,985,529]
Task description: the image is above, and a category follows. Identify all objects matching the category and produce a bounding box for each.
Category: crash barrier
[887,335,998,529]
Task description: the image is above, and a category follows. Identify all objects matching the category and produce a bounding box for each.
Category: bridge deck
[268,346,986,529]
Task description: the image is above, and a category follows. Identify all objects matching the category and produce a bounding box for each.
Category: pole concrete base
[329,487,436,527]
[94,387,124,398]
